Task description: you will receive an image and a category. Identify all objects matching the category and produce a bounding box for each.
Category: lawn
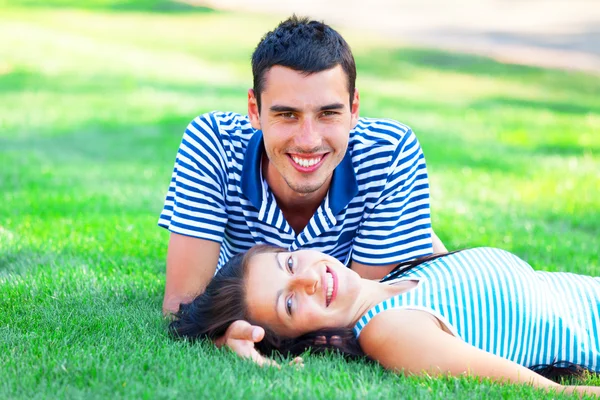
[1,1,599,399]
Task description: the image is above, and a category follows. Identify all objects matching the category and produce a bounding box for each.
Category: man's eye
[280,112,295,119]
[322,110,338,117]
[286,256,294,273]
[286,296,293,316]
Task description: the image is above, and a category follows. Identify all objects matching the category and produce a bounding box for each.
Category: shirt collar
[240,131,358,215]
[240,130,264,210]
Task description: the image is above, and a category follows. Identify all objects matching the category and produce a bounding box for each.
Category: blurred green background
[1,0,599,398]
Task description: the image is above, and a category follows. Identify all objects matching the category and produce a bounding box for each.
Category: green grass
[1,1,599,399]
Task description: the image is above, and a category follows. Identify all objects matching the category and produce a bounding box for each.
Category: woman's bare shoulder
[357,308,444,355]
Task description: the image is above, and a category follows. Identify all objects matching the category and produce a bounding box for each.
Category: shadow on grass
[0,67,247,164]
[356,47,541,80]
[356,46,600,96]
[0,249,45,274]
[0,67,247,99]
[419,134,532,178]
[470,96,599,116]
[533,143,597,157]
[0,65,595,184]
[3,0,214,13]
[0,243,166,279]
[0,115,186,164]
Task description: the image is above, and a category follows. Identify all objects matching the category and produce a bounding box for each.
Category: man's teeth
[292,156,321,168]
[326,272,333,305]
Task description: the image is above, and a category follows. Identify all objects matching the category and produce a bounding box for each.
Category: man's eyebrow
[318,103,345,111]
[269,103,346,113]
[269,105,300,113]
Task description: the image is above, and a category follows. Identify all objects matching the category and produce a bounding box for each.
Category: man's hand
[215,320,281,367]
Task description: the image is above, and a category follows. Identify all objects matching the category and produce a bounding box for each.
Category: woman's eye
[286,256,294,273]
[286,296,293,316]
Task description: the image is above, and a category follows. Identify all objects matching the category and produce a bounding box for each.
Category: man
[159,16,446,362]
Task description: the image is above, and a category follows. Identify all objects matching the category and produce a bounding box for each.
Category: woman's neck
[347,278,417,328]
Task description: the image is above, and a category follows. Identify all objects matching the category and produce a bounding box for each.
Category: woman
[170,246,600,396]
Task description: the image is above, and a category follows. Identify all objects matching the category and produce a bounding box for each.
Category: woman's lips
[330,267,337,305]
[325,266,338,307]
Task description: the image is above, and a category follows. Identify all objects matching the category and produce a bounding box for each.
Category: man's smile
[288,153,328,172]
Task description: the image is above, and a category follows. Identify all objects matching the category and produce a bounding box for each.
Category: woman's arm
[359,309,600,396]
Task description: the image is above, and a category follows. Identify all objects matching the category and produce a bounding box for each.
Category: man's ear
[248,89,261,130]
[350,88,360,128]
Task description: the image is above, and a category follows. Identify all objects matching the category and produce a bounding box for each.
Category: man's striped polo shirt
[158,111,433,271]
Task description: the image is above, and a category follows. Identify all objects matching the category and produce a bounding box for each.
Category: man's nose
[295,118,321,149]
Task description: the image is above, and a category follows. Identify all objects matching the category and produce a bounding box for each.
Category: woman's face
[244,249,362,338]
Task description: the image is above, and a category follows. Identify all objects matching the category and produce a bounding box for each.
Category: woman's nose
[291,272,318,295]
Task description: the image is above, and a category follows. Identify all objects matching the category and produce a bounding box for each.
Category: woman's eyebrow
[274,252,284,320]
[275,252,283,271]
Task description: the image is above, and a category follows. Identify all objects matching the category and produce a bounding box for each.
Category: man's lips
[288,153,327,172]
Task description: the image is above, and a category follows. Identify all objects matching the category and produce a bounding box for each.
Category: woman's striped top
[353,247,600,372]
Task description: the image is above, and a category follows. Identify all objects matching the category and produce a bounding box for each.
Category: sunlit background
[1,0,599,398]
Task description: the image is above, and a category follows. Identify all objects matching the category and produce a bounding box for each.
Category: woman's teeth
[326,272,333,306]
[291,156,321,168]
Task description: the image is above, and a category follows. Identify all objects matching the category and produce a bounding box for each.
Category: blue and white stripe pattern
[159,111,432,270]
[353,247,600,372]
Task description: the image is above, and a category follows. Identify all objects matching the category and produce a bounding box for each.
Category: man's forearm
[162,232,221,316]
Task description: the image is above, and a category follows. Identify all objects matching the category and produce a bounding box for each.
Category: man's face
[248,65,359,197]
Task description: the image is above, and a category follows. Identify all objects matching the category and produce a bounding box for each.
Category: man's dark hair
[251,15,357,112]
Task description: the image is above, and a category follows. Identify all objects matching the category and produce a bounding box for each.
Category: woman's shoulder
[448,248,532,271]
[445,247,520,259]
[358,308,443,353]
[426,247,528,269]
[382,247,525,282]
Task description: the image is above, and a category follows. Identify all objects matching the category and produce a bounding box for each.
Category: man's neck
[272,186,329,235]
[263,157,331,235]
[278,199,321,235]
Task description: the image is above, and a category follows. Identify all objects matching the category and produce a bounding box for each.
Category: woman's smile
[325,266,338,307]
[243,249,407,339]
[244,250,363,337]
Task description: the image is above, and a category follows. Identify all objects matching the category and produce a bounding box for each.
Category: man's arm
[351,125,437,268]
[162,232,221,315]
[350,261,397,280]
[159,114,230,315]
[164,233,282,366]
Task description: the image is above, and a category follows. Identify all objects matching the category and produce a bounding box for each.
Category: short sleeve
[158,113,228,243]
[352,129,433,265]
